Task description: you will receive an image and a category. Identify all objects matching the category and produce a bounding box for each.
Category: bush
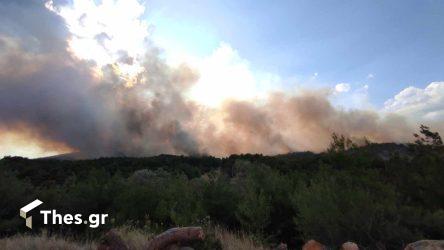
[1,131,444,248]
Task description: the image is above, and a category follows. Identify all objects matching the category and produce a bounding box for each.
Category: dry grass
[0,232,95,250]
[213,226,270,250]
[0,226,268,250]
[113,226,154,250]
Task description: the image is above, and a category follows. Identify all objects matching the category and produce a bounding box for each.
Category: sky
[0,0,443,158]
[146,0,444,106]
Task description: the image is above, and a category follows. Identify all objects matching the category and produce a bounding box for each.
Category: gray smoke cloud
[0,0,201,157]
[0,1,427,157]
[197,92,414,156]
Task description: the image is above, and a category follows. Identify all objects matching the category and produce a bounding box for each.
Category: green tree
[327,133,357,153]
[414,124,443,146]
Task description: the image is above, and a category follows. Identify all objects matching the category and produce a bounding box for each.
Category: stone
[341,241,359,250]
[166,246,194,250]
[147,227,204,250]
[302,240,326,250]
[404,240,444,250]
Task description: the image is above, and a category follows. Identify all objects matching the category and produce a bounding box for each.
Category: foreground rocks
[98,230,444,250]
[302,240,327,250]
[300,239,444,250]
[341,242,359,250]
[98,227,203,250]
[147,227,204,250]
[404,240,444,250]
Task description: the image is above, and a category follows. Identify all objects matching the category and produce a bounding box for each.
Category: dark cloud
[94,32,111,48]
[0,0,69,53]
[117,50,134,65]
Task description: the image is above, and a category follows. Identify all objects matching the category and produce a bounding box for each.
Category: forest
[0,126,443,249]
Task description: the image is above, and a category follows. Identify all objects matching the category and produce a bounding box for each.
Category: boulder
[404,240,444,250]
[147,227,204,250]
[164,245,194,250]
[341,242,359,250]
[302,240,326,250]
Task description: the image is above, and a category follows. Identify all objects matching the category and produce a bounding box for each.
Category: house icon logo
[20,199,43,229]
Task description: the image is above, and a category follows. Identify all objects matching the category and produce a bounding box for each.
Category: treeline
[0,126,443,249]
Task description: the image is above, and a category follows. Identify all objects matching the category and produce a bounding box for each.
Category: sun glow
[46,0,148,79]
[187,43,281,107]
[0,127,72,159]
[45,0,278,107]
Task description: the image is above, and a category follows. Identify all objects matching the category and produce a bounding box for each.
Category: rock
[97,230,128,250]
[302,240,326,250]
[404,240,444,250]
[165,245,194,250]
[147,227,204,250]
[341,242,359,250]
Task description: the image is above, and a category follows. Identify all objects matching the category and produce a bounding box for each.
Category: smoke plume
[0,1,428,158]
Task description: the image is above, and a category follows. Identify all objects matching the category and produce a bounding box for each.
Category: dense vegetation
[1,126,443,249]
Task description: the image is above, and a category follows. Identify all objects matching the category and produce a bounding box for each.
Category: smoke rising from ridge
[195,92,414,156]
[0,1,432,158]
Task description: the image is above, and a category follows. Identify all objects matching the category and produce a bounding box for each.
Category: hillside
[1,142,443,249]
